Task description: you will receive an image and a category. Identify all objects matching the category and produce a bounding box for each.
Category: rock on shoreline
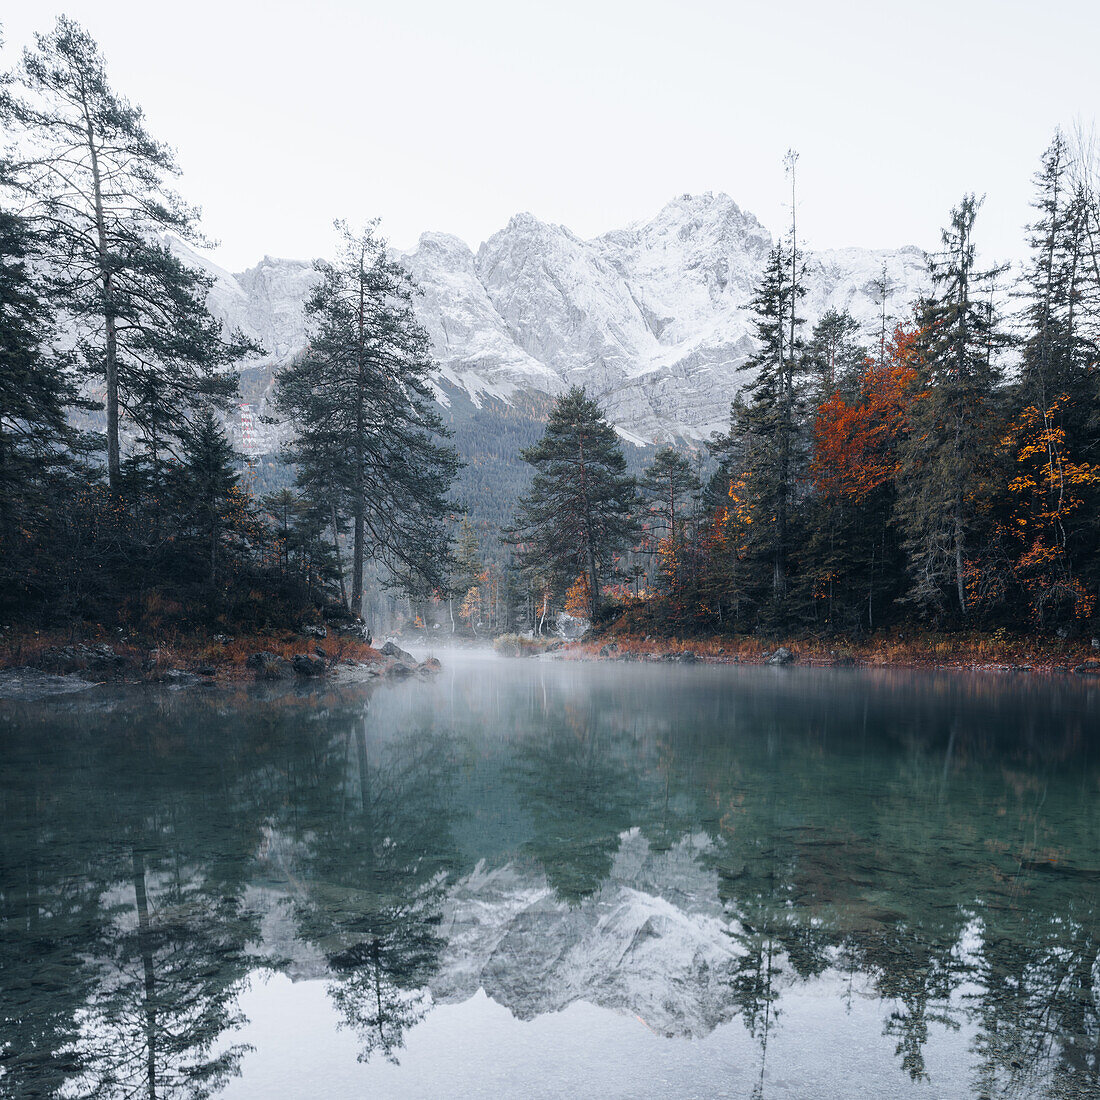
[0,668,101,701]
[0,634,443,696]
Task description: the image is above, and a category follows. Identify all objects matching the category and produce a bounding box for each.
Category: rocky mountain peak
[198,195,929,442]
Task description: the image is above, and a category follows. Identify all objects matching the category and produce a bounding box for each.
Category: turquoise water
[1,654,1098,1098]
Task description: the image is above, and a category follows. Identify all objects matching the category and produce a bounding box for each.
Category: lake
[2,652,1098,1099]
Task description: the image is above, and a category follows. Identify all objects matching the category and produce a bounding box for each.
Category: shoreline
[489,631,1100,677]
[5,625,1100,700]
[0,628,439,700]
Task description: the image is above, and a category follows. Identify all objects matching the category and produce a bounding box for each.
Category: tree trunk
[210,520,217,588]
[331,504,349,609]
[954,504,968,615]
[352,247,368,613]
[0,412,8,545]
[353,504,364,614]
[84,93,121,490]
[587,546,600,621]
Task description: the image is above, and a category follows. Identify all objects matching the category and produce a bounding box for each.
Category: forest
[488,138,1100,644]
[0,18,456,639]
[2,14,1099,648]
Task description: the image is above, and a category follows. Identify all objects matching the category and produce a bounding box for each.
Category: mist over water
[2,661,1098,1098]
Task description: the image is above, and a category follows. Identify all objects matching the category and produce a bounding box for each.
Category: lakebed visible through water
[1,651,1098,1099]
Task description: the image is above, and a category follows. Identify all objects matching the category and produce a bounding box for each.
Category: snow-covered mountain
[190,192,928,443]
[250,827,769,1039]
[431,830,748,1037]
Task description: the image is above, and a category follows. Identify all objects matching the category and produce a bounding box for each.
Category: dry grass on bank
[571,629,1099,672]
[0,625,381,680]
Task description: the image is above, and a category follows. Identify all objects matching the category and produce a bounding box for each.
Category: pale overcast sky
[4,0,1097,272]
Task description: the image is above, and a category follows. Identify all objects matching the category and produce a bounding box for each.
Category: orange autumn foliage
[1003,396,1100,622]
[564,574,590,617]
[811,324,921,502]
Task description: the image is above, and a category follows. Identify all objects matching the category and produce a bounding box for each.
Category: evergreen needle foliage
[275,221,459,609]
[507,386,640,620]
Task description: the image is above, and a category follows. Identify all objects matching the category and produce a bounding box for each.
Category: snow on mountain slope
[431,830,747,1038]
[190,193,930,444]
[597,192,771,348]
[400,232,560,404]
[804,245,928,338]
[232,255,317,361]
[475,212,661,394]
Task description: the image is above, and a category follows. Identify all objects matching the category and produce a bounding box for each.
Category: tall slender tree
[716,238,808,618]
[805,308,864,400]
[640,447,700,545]
[171,407,248,590]
[276,221,458,611]
[896,196,1006,619]
[0,16,246,489]
[1001,132,1100,624]
[640,446,700,593]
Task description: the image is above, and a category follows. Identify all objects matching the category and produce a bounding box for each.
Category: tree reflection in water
[283,707,459,1064]
[0,667,1097,1099]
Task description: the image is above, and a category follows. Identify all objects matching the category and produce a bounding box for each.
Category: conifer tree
[700,404,755,627]
[172,407,246,589]
[715,240,808,619]
[640,447,700,593]
[640,447,700,544]
[507,386,640,620]
[0,202,84,610]
[0,16,247,489]
[806,308,864,400]
[275,222,458,610]
[453,515,482,594]
[1002,132,1100,624]
[261,488,341,605]
[896,196,1006,619]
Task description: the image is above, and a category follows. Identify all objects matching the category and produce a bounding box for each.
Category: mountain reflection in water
[1,656,1098,1099]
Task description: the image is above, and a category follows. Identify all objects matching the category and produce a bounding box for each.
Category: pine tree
[896,196,1006,619]
[0,202,84,611]
[261,488,299,578]
[1002,132,1100,625]
[640,448,700,544]
[805,308,865,401]
[275,221,458,611]
[449,514,483,633]
[715,239,808,621]
[1,17,247,490]
[507,386,640,620]
[172,408,247,590]
[640,447,700,592]
[453,515,482,593]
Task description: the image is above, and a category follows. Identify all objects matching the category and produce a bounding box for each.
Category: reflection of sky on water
[1,656,1098,1098]
[225,976,977,1100]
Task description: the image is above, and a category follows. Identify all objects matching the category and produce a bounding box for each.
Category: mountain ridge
[186,191,929,444]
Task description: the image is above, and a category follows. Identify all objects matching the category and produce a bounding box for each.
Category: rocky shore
[0,629,440,699]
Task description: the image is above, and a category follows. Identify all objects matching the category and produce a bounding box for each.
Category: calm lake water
[2,652,1098,1099]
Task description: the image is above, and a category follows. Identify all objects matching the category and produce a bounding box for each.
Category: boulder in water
[380,641,415,663]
